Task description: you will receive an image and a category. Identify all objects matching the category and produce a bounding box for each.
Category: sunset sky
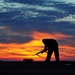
[0,0,75,61]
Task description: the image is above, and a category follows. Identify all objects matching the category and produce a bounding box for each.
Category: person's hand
[40,50,45,53]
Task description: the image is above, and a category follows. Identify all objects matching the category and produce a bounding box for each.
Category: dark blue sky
[0,0,75,45]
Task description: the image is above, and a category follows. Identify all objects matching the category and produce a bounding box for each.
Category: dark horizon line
[0,60,75,62]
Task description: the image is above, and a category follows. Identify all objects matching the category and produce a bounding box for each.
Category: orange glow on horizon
[31,31,74,40]
[0,31,75,61]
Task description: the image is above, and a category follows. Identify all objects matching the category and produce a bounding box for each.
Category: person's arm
[34,45,47,55]
[41,45,47,53]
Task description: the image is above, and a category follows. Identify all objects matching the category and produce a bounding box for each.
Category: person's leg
[45,50,53,63]
[54,48,59,62]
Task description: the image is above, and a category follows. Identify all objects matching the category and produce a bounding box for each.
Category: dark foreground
[0,61,75,74]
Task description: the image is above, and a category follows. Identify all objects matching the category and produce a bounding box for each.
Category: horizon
[0,0,75,61]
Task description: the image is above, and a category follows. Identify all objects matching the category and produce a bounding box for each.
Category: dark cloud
[0,35,33,44]
[0,0,75,46]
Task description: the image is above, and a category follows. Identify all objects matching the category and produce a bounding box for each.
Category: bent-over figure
[36,39,59,62]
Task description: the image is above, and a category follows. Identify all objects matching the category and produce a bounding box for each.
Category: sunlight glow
[0,31,75,61]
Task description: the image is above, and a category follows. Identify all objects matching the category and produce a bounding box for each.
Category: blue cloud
[0,0,75,46]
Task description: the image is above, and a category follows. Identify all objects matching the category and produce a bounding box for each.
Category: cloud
[0,25,33,44]
[0,26,9,30]
[0,31,75,61]
[22,11,45,18]
[55,14,75,23]
[0,1,25,12]
[59,45,75,60]
[63,0,75,4]
[0,0,65,23]
[0,0,64,13]
[31,31,74,40]
[8,52,29,56]
[54,0,75,4]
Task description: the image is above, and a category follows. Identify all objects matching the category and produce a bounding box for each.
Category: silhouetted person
[35,39,59,63]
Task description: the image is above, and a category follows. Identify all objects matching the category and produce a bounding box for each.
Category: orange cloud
[0,31,75,61]
[31,31,74,40]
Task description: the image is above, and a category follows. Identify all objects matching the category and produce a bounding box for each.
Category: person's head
[42,39,46,44]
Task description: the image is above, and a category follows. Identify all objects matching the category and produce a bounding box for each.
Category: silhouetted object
[35,39,59,63]
[23,59,34,63]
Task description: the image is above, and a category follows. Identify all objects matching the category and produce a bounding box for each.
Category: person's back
[44,39,58,50]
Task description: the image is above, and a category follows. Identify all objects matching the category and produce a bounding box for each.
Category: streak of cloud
[55,14,75,23]
[0,31,75,61]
